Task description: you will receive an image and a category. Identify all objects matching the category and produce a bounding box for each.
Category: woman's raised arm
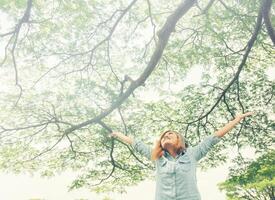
[111,131,133,144]
[111,131,152,160]
[215,112,254,138]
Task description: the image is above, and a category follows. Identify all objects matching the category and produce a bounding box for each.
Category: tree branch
[187,0,264,124]
[65,0,197,134]
[262,0,275,45]
[0,0,33,105]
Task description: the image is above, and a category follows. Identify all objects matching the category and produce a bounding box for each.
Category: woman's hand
[111,131,126,139]
[111,131,133,144]
[111,131,120,138]
[215,111,254,137]
[235,112,254,121]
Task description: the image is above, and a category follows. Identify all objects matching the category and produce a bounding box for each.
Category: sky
[0,145,258,200]
[0,164,228,200]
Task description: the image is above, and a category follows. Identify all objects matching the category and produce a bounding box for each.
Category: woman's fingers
[244,111,254,117]
[236,111,254,120]
[111,132,117,137]
[111,131,122,138]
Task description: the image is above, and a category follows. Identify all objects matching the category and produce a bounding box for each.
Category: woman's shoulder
[183,147,197,161]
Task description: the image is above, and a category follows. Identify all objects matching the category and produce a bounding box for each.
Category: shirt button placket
[172,163,176,198]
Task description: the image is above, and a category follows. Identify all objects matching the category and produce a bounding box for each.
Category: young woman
[111,112,253,200]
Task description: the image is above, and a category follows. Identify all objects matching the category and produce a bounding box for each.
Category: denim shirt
[131,135,221,200]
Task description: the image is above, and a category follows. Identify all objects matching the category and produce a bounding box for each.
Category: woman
[111,112,253,200]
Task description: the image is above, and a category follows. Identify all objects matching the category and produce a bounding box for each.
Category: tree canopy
[219,150,275,200]
[0,0,274,194]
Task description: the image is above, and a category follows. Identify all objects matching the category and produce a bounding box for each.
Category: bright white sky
[0,144,258,200]
[0,165,228,200]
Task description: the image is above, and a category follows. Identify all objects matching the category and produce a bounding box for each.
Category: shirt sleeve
[131,139,152,160]
[191,135,221,161]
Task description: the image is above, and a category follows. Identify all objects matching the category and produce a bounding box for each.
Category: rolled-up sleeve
[191,135,221,161]
[131,139,152,160]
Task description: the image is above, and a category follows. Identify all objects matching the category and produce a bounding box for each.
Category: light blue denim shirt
[132,135,221,200]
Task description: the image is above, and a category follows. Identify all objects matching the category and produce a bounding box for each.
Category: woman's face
[160,131,178,149]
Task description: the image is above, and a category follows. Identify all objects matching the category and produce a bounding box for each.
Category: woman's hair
[151,130,187,161]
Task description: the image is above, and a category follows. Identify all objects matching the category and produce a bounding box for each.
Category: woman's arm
[111,131,133,144]
[191,112,253,161]
[111,131,152,160]
[215,112,253,138]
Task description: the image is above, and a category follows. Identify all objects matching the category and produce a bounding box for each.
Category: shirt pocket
[158,159,174,187]
[178,159,191,172]
[158,159,174,174]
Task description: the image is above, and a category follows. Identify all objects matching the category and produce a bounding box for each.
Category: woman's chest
[156,154,196,176]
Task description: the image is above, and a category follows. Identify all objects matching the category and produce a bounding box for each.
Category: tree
[0,0,274,194]
[219,150,275,200]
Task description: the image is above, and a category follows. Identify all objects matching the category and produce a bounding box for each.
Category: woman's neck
[166,147,177,158]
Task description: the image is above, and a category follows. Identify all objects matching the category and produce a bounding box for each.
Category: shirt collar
[164,149,186,159]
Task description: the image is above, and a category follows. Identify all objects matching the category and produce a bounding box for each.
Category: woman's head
[151,130,187,161]
[160,130,185,151]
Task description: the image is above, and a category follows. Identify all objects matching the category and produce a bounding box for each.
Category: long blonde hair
[151,130,186,161]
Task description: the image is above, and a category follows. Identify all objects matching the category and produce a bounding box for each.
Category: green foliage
[219,151,275,200]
